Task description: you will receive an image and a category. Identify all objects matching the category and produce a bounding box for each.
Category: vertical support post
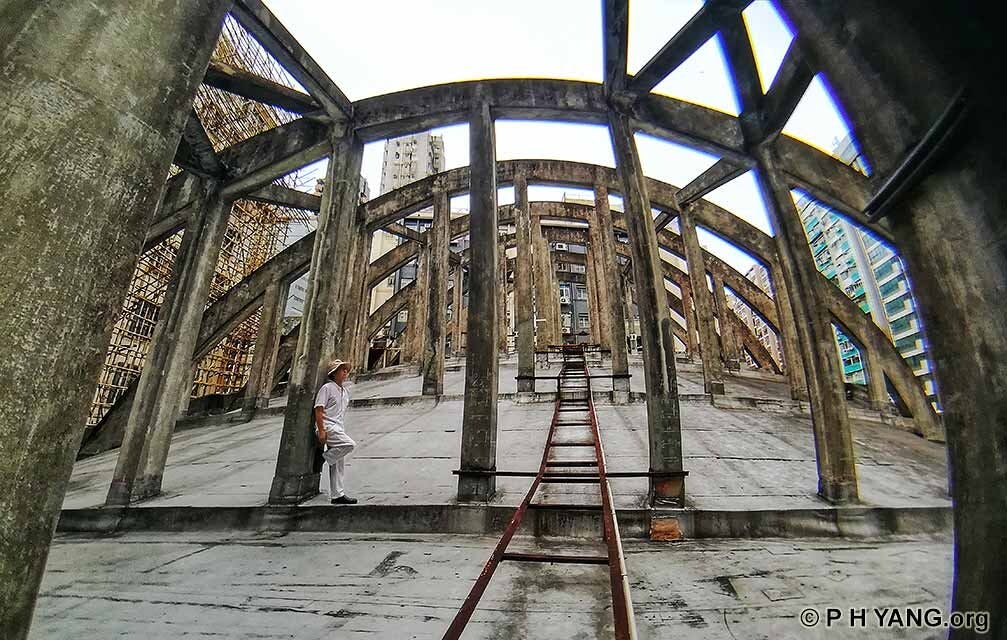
[458,99,499,501]
[712,275,743,371]
[754,145,859,503]
[242,280,289,413]
[593,182,630,391]
[531,213,559,347]
[451,266,465,355]
[108,185,234,504]
[679,207,725,394]
[608,112,684,504]
[863,346,890,412]
[498,241,508,354]
[770,265,809,400]
[514,174,536,392]
[422,188,450,395]
[585,240,602,344]
[405,248,429,364]
[680,282,699,359]
[269,128,363,505]
[0,2,229,635]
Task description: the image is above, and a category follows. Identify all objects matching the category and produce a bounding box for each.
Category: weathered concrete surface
[610,113,684,504]
[681,207,726,395]
[269,129,362,505]
[30,531,951,639]
[0,2,228,636]
[107,188,234,506]
[60,362,949,517]
[458,101,499,501]
[421,189,450,395]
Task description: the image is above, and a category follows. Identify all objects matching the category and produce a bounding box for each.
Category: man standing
[314,360,358,504]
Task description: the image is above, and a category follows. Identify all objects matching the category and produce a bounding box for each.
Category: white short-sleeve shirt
[314,381,351,434]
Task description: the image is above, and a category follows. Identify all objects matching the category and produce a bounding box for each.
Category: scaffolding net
[88,17,317,425]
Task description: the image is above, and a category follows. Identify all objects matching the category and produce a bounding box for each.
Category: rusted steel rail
[443,344,637,639]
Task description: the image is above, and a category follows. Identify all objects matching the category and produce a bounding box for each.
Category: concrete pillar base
[104,480,134,507]
[516,377,535,393]
[457,475,496,502]
[611,390,631,406]
[268,472,321,505]
[613,376,631,392]
[819,480,859,505]
[130,475,164,503]
[707,381,726,395]
[651,476,686,507]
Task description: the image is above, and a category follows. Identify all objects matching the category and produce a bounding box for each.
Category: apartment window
[575,285,588,300]
[890,316,913,335]
[579,313,590,329]
[880,278,902,298]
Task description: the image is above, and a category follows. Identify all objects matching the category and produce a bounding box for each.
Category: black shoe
[330,495,358,505]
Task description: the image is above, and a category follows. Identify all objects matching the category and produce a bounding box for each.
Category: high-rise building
[369,133,446,337]
[729,263,784,365]
[790,136,938,408]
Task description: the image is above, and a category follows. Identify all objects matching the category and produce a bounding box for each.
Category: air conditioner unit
[554,243,568,251]
[628,333,638,341]
[559,296,570,304]
[562,327,572,334]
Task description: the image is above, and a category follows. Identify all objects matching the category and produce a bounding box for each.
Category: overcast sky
[263,0,855,274]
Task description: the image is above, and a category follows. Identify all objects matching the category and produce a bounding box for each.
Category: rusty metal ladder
[443,344,637,639]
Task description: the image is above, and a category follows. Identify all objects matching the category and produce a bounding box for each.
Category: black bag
[311,424,325,473]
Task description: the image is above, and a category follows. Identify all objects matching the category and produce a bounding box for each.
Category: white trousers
[321,430,355,499]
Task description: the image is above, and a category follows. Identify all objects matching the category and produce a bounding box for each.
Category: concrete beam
[230,0,351,120]
[203,58,319,114]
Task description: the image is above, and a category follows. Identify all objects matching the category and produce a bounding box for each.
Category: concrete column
[514,175,536,392]
[585,241,603,345]
[349,233,374,371]
[712,275,743,371]
[680,282,699,359]
[593,183,630,391]
[242,280,289,413]
[531,214,559,347]
[774,1,1007,623]
[679,207,725,394]
[406,249,430,364]
[451,266,464,355]
[107,186,234,504]
[770,266,809,400]
[863,345,890,412]
[547,243,564,342]
[269,129,363,505]
[497,243,508,354]
[754,145,858,504]
[421,189,450,395]
[608,112,684,504]
[0,2,228,635]
[458,100,499,501]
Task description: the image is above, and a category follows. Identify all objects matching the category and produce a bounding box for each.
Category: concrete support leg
[0,2,228,635]
[586,241,603,344]
[514,174,536,392]
[108,186,234,505]
[451,267,465,355]
[421,188,450,396]
[863,346,890,412]
[713,275,743,371]
[242,281,289,413]
[608,113,684,505]
[754,146,858,504]
[680,283,699,360]
[771,267,809,401]
[269,129,363,505]
[775,1,1007,624]
[458,100,499,501]
[497,242,508,354]
[532,214,559,347]
[679,207,725,394]
[592,182,630,391]
[406,248,430,365]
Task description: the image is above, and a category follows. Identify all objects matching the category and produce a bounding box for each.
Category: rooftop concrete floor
[63,360,949,512]
[31,530,952,639]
